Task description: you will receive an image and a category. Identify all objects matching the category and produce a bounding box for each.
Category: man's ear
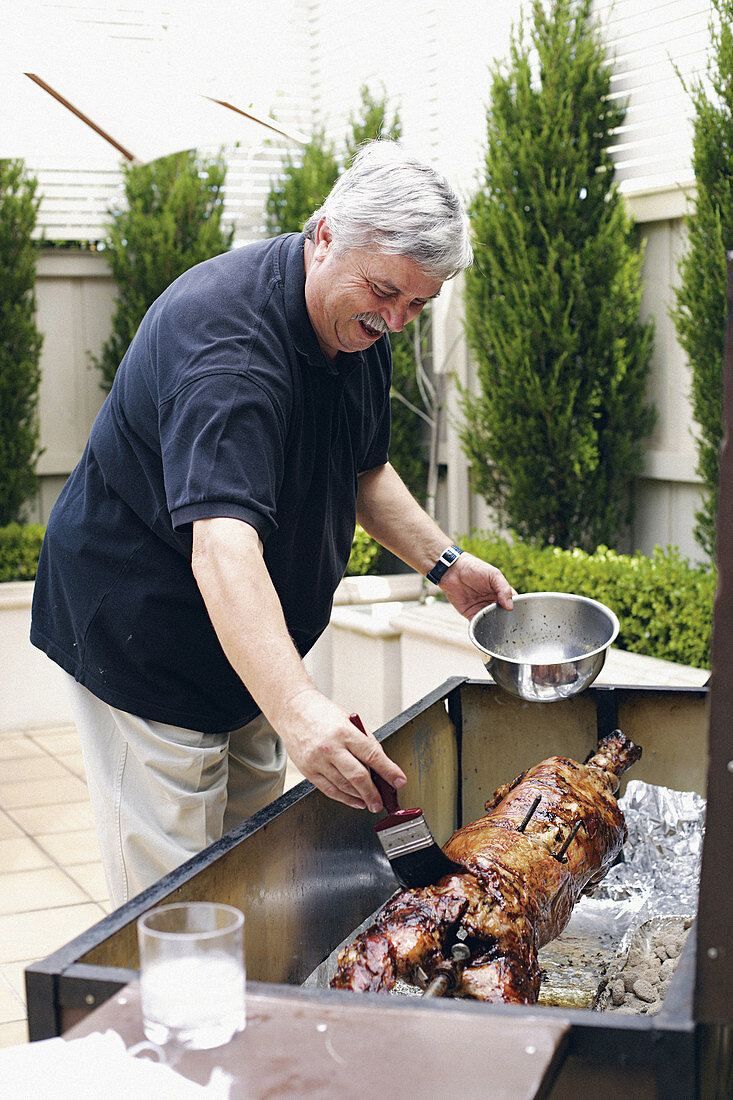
[313,216,333,258]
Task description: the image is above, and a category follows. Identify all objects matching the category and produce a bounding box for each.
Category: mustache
[354,312,390,334]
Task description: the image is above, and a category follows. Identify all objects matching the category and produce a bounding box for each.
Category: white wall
[592,0,711,195]
[31,250,113,523]
[304,1,515,194]
[627,190,705,561]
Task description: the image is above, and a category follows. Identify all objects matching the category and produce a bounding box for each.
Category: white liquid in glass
[140,951,245,1049]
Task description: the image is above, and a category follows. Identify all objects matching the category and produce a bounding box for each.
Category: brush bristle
[389,844,463,889]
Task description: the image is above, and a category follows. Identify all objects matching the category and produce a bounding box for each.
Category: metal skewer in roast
[331,728,642,1002]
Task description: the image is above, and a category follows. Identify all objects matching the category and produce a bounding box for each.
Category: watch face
[428,547,461,582]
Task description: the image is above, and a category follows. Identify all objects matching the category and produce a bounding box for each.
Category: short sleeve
[159,371,288,538]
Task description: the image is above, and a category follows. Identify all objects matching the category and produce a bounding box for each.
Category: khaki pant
[64,674,286,908]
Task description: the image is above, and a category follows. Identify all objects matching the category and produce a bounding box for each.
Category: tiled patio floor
[0,723,107,1049]
[0,722,305,1050]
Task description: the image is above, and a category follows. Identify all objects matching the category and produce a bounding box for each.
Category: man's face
[304,218,443,361]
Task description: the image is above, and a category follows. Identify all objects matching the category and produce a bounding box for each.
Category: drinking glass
[137,901,246,1050]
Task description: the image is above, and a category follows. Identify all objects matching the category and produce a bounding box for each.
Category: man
[31,141,513,907]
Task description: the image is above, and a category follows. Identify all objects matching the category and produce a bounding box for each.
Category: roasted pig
[331,729,642,1002]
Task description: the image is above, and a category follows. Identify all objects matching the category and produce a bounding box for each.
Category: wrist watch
[426,545,463,585]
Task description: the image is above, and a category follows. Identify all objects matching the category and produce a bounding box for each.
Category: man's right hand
[269,687,407,812]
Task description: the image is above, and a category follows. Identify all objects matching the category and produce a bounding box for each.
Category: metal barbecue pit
[25,676,719,1098]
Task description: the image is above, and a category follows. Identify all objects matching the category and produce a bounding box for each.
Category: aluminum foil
[305,780,706,1009]
[594,779,706,924]
[539,779,706,1008]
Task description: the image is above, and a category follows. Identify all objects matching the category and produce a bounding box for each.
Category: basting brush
[350,713,463,889]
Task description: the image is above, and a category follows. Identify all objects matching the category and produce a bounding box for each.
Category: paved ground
[0,649,709,1049]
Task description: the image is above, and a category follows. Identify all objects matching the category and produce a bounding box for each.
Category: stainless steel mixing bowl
[468,591,620,702]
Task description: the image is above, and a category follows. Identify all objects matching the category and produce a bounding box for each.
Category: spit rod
[423,943,471,998]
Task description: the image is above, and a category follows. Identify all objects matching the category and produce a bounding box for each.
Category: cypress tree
[671,0,733,558]
[345,83,398,160]
[461,0,655,551]
[265,128,339,234]
[93,150,233,390]
[0,160,43,525]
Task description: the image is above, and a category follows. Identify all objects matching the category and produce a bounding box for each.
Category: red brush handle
[349,713,400,814]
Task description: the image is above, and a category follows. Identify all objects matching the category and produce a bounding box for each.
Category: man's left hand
[437,551,515,619]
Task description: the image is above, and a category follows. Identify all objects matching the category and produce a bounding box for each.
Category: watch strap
[426,545,463,585]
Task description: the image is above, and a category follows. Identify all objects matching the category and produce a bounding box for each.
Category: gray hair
[303,141,473,281]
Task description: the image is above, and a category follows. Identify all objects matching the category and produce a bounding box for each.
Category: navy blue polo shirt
[30,233,392,734]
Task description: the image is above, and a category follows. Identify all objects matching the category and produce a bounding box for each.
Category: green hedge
[1,522,384,582]
[461,534,715,670]
[345,524,383,576]
[0,522,45,582]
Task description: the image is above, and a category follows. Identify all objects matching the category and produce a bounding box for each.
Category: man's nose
[380,303,408,332]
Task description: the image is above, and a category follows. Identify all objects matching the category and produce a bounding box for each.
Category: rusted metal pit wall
[26,678,715,1096]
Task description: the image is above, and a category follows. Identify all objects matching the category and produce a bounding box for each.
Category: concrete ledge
[0,580,38,611]
[642,450,700,484]
[391,600,474,648]
[0,581,73,731]
[37,249,112,278]
[597,647,709,689]
[624,181,696,223]
[330,602,408,639]
[391,600,489,711]
[332,573,423,606]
